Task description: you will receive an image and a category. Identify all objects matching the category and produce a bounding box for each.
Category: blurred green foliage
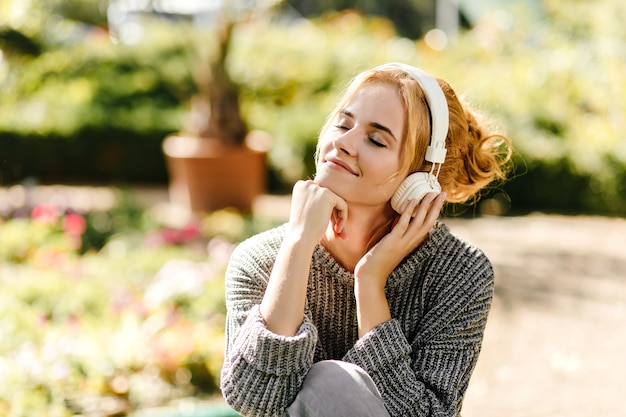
[1,0,625,215]
[0,0,194,182]
[434,0,626,215]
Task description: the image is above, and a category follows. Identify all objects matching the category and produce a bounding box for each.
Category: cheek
[368,156,403,185]
[316,132,332,159]
[364,160,404,199]
[378,176,404,200]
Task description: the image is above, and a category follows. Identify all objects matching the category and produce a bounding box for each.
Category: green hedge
[0,129,170,184]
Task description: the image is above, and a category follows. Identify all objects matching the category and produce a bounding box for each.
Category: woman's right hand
[288,180,349,245]
[261,180,347,336]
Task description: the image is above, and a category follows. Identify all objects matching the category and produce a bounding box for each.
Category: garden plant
[0,192,277,416]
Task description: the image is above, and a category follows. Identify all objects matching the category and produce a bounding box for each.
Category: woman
[220,62,511,416]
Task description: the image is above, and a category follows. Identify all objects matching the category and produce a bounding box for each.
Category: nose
[333,127,359,156]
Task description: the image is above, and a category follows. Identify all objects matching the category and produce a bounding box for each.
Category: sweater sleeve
[220,230,318,417]
[343,245,494,417]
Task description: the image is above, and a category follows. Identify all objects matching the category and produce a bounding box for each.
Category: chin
[313,172,351,199]
[313,172,333,189]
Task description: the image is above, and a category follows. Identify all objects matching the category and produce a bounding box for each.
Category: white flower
[144,259,212,309]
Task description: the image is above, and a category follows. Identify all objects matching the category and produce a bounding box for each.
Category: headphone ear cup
[391,173,441,214]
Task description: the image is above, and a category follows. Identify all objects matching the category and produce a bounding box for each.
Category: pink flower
[37,313,49,326]
[31,204,59,225]
[62,213,87,236]
[160,222,200,245]
[181,223,199,241]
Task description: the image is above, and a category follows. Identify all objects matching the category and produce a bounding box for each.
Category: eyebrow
[340,109,397,141]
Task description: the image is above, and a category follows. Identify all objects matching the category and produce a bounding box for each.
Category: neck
[321,203,395,272]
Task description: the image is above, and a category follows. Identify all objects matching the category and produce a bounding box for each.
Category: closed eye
[369,137,386,148]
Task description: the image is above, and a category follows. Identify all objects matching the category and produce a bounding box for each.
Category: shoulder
[409,224,496,347]
[422,223,494,292]
[234,223,287,254]
[434,223,492,271]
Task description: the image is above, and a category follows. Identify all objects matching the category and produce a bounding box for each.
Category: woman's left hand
[355,191,447,293]
[353,192,446,337]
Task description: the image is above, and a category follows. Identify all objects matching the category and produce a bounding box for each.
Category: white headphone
[373,63,449,214]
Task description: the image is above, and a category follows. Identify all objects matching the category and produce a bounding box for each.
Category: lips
[325,157,358,176]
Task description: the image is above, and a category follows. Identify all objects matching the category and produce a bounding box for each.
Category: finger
[331,196,349,239]
[415,192,445,236]
[398,198,419,225]
[405,192,441,238]
[411,192,437,224]
[332,219,348,240]
[423,192,447,226]
[331,209,344,237]
[393,198,418,233]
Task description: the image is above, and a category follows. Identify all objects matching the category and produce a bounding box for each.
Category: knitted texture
[220,222,493,417]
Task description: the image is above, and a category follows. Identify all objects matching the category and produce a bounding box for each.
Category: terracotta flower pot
[162,132,269,213]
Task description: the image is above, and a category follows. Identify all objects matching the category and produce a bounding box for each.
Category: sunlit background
[1,1,625,416]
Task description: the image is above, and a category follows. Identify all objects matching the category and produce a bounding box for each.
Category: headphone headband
[373,63,448,164]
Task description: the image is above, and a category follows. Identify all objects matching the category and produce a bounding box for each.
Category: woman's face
[315,82,408,209]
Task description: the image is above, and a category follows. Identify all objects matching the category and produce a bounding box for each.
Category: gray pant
[285,360,391,417]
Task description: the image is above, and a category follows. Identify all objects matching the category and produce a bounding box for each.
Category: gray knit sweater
[220,222,493,417]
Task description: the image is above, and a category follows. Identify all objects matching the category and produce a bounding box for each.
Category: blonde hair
[317,66,512,204]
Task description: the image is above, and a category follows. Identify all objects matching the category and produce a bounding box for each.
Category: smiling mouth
[325,159,358,176]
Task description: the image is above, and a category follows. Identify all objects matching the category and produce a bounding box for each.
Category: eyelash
[333,124,386,148]
[369,137,385,147]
